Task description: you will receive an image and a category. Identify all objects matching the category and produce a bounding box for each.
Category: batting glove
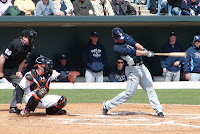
[146,51,154,57]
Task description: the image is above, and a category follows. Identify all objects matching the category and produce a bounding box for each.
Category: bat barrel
[154,52,186,57]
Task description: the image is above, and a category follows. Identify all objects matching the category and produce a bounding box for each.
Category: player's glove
[68,71,80,83]
[146,50,154,57]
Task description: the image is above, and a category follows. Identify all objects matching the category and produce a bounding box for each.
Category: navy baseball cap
[90,31,98,37]
[169,31,176,37]
[59,54,67,59]
[112,27,124,40]
[194,35,200,42]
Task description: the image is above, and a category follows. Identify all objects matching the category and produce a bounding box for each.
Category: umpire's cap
[21,29,37,39]
[112,27,124,40]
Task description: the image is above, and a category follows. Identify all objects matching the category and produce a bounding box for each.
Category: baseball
[89,10,93,15]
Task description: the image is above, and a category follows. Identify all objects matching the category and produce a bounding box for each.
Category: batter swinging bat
[154,52,186,57]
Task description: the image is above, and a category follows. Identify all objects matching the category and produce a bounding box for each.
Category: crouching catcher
[16,56,80,117]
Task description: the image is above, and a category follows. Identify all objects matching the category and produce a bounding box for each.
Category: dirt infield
[0,103,200,134]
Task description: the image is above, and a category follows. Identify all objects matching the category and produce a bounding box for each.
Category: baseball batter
[102,27,164,117]
[16,56,80,117]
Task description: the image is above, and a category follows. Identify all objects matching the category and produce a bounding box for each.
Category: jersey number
[5,48,12,56]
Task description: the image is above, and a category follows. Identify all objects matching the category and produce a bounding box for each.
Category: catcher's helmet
[112,27,124,40]
[21,29,37,46]
[35,56,53,68]
[35,56,53,74]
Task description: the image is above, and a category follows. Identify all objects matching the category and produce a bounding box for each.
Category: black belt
[190,72,200,74]
[133,62,143,66]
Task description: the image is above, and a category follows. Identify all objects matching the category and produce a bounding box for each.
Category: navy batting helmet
[194,35,200,42]
[112,27,124,40]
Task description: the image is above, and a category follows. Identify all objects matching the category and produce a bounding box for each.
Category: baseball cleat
[157,112,164,117]
[20,109,30,117]
[16,108,22,114]
[102,101,108,115]
[56,109,67,115]
[9,107,17,113]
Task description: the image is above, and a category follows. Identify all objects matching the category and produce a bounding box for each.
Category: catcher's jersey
[19,70,60,95]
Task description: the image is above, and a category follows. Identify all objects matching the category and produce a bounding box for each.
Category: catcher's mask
[21,29,37,47]
[35,56,53,74]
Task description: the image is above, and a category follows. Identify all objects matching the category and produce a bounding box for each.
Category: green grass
[0,89,200,105]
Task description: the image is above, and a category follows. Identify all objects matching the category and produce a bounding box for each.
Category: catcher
[16,56,80,117]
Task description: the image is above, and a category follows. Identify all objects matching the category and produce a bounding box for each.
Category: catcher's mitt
[68,71,80,83]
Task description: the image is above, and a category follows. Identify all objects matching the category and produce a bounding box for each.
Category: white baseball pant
[164,70,180,81]
[85,69,103,82]
[24,92,61,109]
[189,73,200,81]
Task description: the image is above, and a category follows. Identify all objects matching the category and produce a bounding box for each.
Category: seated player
[109,57,126,82]
[16,56,80,117]
[56,54,75,82]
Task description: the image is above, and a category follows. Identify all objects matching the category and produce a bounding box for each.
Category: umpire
[0,29,37,113]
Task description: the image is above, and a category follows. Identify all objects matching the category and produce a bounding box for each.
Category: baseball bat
[154,52,186,57]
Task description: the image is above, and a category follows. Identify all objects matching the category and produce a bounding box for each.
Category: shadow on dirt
[110,111,158,117]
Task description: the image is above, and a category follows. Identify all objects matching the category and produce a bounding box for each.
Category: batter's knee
[124,91,134,98]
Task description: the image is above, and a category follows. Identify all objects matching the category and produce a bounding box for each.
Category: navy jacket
[82,41,107,72]
[183,43,200,74]
[160,42,184,72]
[181,0,200,12]
[109,65,126,82]
[113,33,142,65]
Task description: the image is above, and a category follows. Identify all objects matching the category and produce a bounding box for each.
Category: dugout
[0,16,200,77]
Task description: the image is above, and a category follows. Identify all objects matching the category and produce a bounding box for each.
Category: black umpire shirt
[2,38,32,69]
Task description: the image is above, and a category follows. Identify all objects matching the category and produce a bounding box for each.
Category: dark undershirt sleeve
[57,72,70,81]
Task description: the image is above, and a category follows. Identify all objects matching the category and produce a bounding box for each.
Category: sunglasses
[117,62,124,64]
[194,41,200,42]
